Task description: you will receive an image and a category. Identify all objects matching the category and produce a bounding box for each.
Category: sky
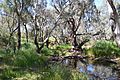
[0,0,2,1]
[0,0,116,13]
[95,0,113,13]
[0,0,109,8]
[95,0,103,8]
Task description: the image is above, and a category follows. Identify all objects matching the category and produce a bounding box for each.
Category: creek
[62,58,120,80]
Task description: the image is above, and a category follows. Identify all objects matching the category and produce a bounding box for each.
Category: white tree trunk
[114,19,120,47]
[107,0,120,47]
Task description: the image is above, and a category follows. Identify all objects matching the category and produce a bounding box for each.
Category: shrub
[1,68,16,80]
[91,40,120,57]
[22,43,31,49]
[55,44,72,56]
[41,47,54,56]
[56,44,72,50]
[0,34,16,51]
[13,49,47,68]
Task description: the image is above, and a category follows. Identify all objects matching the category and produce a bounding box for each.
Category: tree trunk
[107,0,120,47]
[34,20,40,53]
[34,35,40,53]
[73,32,78,48]
[69,18,78,48]
[45,28,49,48]
[23,23,28,42]
[17,16,21,50]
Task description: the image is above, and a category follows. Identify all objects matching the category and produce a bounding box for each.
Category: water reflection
[77,60,119,79]
[63,59,119,80]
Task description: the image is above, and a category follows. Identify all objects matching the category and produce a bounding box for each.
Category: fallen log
[94,57,117,64]
[48,55,89,62]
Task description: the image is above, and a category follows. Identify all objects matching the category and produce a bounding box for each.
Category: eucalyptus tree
[51,0,85,47]
[26,0,48,53]
[27,0,61,52]
[0,0,34,50]
[0,0,18,51]
[13,0,24,49]
[51,0,99,49]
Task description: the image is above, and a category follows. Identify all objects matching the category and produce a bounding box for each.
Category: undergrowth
[0,43,88,80]
[87,40,120,58]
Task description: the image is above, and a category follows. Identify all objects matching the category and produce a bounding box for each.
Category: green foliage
[39,64,88,80]
[0,67,41,80]
[0,47,88,79]
[40,64,72,80]
[0,64,88,80]
[21,38,35,49]
[0,49,7,57]
[0,68,23,80]
[55,44,72,56]
[1,68,15,80]
[0,35,9,47]
[41,47,54,56]
[40,44,72,56]
[13,49,47,67]
[91,40,120,57]
[56,44,72,50]
[22,43,32,49]
[0,40,87,79]
[0,33,16,53]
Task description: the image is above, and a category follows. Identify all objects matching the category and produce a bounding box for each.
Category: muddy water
[62,59,120,80]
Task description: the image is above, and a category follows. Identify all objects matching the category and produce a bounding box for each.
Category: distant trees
[0,0,34,50]
[0,0,119,53]
[51,0,100,49]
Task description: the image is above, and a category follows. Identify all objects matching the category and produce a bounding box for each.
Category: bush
[54,44,72,56]
[41,44,72,56]
[91,40,120,57]
[0,68,24,80]
[41,47,54,56]
[13,49,47,68]
[1,68,16,80]
[0,34,16,51]
[56,44,72,50]
[22,43,31,49]
[0,48,48,68]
